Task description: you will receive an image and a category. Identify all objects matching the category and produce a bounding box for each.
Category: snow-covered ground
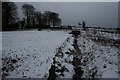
[77,29,119,78]
[49,29,119,78]
[2,30,70,78]
[1,29,119,79]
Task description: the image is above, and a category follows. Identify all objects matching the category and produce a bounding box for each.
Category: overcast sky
[15,2,118,28]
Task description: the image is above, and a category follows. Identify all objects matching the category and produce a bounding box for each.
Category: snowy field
[1,29,119,79]
[2,30,70,78]
[49,29,119,78]
[77,30,119,78]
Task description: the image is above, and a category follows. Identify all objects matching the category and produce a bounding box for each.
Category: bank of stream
[48,31,84,80]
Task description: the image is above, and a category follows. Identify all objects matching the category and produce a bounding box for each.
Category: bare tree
[35,11,42,27]
[50,12,61,27]
[82,21,86,28]
[2,2,18,30]
[42,11,61,27]
[22,4,35,28]
[82,21,86,30]
[44,11,51,26]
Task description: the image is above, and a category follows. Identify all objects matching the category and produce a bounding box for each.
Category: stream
[48,31,84,80]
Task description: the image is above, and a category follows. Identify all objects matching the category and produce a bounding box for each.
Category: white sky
[1,0,120,2]
[1,0,119,28]
[15,2,118,28]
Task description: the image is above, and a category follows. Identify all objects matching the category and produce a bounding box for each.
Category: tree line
[2,2,62,31]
